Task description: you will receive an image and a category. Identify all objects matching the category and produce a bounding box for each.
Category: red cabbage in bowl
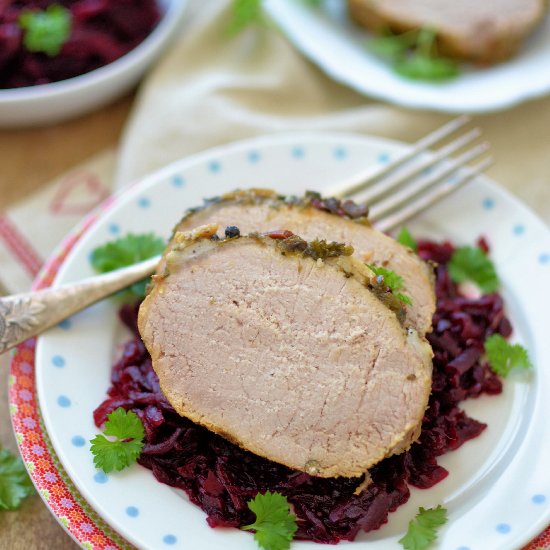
[0,0,160,89]
[94,238,507,544]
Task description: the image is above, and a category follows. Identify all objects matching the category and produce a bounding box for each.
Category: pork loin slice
[168,189,435,335]
[348,0,547,64]
[139,225,433,478]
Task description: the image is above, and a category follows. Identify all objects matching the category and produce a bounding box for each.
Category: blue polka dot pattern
[496,523,511,534]
[52,355,65,368]
[126,506,139,518]
[208,161,221,173]
[71,436,85,447]
[291,147,305,159]
[422,166,434,176]
[94,472,108,484]
[138,197,151,209]
[532,494,546,504]
[513,224,525,236]
[163,534,177,545]
[108,223,120,235]
[172,175,185,188]
[377,152,391,164]
[483,197,495,210]
[57,395,71,408]
[333,147,347,159]
[248,151,261,163]
[539,253,549,265]
[58,319,71,330]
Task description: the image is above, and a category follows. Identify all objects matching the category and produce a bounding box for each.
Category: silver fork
[0,116,491,354]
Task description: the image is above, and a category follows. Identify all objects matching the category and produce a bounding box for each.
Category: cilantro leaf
[242,491,298,550]
[399,505,448,550]
[485,334,533,378]
[448,245,499,293]
[90,233,165,299]
[394,53,459,81]
[0,448,35,511]
[396,227,418,251]
[90,408,144,474]
[367,264,413,305]
[227,0,264,35]
[368,27,459,82]
[368,32,415,60]
[18,4,71,57]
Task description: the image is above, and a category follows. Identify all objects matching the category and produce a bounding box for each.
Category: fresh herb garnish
[0,448,35,511]
[399,505,448,550]
[242,491,298,550]
[369,27,459,82]
[396,227,418,251]
[367,264,412,305]
[90,408,145,474]
[18,4,72,57]
[227,0,264,35]
[90,233,165,299]
[448,245,499,293]
[485,334,533,378]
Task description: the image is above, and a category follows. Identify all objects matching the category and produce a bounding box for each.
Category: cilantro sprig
[399,505,448,550]
[369,27,459,82]
[90,233,165,299]
[448,245,499,293]
[90,408,145,474]
[243,491,298,550]
[396,227,418,252]
[227,0,264,35]
[0,448,35,511]
[18,4,72,58]
[485,334,533,378]
[367,264,412,306]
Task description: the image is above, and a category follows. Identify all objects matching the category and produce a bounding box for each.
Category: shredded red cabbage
[0,0,160,88]
[94,238,507,544]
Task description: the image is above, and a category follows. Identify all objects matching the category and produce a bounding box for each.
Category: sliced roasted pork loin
[139,225,433,478]
[347,0,547,64]
[167,189,435,335]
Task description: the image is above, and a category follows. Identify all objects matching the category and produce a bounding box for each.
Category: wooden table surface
[0,94,133,550]
[0,92,549,549]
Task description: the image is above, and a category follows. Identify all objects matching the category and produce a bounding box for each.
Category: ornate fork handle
[0,256,159,355]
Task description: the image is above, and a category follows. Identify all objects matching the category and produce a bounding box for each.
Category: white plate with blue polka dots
[34,133,550,549]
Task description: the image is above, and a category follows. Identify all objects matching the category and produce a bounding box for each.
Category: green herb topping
[369,27,459,82]
[396,227,418,251]
[90,233,165,299]
[277,235,354,260]
[0,448,35,511]
[399,505,448,550]
[447,245,499,293]
[242,491,298,550]
[90,408,145,474]
[227,0,264,35]
[18,4,72,57]
[367,264,412,306]
[485,334,533,378]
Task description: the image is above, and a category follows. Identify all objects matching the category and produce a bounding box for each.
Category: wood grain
[0,94,133,549]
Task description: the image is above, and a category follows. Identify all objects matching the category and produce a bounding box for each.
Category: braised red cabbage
[0,0,160,88]
[94,238,506,543]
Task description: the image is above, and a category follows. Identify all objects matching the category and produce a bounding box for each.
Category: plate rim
[10,131,550,550]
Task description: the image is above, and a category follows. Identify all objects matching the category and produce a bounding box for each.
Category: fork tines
[325,116,492,232]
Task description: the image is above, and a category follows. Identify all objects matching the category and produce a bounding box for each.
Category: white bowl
[0,0,187,127]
